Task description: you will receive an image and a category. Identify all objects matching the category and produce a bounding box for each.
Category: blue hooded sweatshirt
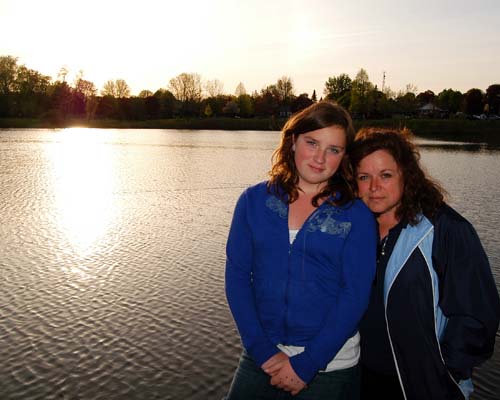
[225,181,377,382]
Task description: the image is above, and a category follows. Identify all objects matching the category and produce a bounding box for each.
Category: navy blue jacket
[377,205,500,399]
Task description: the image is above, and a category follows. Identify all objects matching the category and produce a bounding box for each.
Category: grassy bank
[0,117,283,131]
[2,117,500,145]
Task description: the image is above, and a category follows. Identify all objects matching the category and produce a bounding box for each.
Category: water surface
[0,128,499,399]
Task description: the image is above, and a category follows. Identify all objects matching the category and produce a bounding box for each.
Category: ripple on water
[1,129,498,399]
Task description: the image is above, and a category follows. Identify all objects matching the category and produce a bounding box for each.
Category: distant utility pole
[382,71,386,92]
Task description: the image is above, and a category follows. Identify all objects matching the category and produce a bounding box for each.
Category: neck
[377,212,400,239]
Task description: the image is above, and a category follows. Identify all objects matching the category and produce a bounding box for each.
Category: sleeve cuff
[247,340,280,367]
[289,351,320,383]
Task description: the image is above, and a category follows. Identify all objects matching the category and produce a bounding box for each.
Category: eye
[327,147,340,154]
[357,175,368,181]
[381,173,393,179]
[306,139,317,146]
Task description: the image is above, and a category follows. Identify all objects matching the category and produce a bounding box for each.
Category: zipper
[284,202,326,343]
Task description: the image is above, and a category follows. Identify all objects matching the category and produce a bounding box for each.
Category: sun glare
[47,128,119,256]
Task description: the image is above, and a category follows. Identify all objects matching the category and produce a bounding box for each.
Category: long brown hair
[268,101,355,206]
[349,127,446,224]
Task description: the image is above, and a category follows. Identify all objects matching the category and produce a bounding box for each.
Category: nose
[313,148,326,163]
[369,177,379,191]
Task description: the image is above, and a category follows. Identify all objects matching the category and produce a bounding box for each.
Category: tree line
[1,55,499,123]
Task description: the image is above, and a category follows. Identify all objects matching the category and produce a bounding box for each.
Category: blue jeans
[224,351,360,400]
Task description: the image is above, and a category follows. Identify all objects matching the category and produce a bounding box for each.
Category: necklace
[380,235,389,257]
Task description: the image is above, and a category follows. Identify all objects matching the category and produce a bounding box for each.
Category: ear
[292,144,296,151]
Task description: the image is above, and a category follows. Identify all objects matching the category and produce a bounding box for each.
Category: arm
[433,207,500,380]
[289,204,378,383]
[225,190,279,367]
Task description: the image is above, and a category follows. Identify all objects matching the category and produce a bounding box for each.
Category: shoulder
[334,199,376,232]
[432,204,475,233]
[342,199,376,221]
[238,180,270,200]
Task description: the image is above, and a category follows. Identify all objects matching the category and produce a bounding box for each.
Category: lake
[0,128,499,400]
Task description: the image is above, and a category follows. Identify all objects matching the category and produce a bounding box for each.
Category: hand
[269,358,306,396]
[262,352,289,376]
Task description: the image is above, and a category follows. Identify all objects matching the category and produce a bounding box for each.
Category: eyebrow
[302,135,345,150]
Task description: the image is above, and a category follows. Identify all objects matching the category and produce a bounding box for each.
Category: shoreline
[1,117,500,145]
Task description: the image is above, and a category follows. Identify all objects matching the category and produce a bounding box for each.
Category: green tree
[101,79,130,98]
[0,55,19,94]
[349,69,374,118]
[276,76,294,105]
[311,90,317,102]
[138,90,153,98]
[416,90,436,106]
[235,82,247,97]
[204,103,213,117]
[395,92,418,116]
[154,89,177,118]
[324,73,352,101]
[237,94,253,117]
[254,85,280,116]
[223,100,239,116]
[291,93,313,113]
[485,84,500,115]
[437,89,463,114]
[463,88,484,115]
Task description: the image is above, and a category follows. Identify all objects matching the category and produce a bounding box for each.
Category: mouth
[309,165,324,173]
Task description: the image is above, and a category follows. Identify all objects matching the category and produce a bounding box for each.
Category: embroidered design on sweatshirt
[266,196,287,219]
[306,209,351,238]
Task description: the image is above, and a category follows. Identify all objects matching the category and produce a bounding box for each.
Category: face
[293,125,346,193]
[356,149,404,221]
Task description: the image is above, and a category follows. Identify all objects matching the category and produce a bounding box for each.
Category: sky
[1,0,499,97]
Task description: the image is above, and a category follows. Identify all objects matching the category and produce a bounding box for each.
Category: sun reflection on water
[47,128,119,257]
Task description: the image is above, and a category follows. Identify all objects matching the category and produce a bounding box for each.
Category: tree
[395,92,418,116]
[101,80,117,97]
[463,88,484,115]
[154,89,177,118]
[205,79,224,97]
[101,79,130,98]
[168,73,203,116]
[311,90,317,102]
[350,69,374,118]
[168,72,202,103]
[437,89,463,114]
[204,103,213,117]
[235,82,247,97]
[11,65,51,118]
[57,66,69,82]
[324,73,352,100]
[416,90,436,106]
[276,76,294,105]
[0,55,19,94]
[291,93,313,113]
[144,95,160,119]
[47,80,72,120]
[115,79,130,98]
[138,90,153,98]
[237,94,253,117]
[14,65,50,94]
[223,100,240,116]
[254,85,280,116]
[485,84,500,115]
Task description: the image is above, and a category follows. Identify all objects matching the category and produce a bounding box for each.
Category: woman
[350,128,500,400]
[224,102,377,399]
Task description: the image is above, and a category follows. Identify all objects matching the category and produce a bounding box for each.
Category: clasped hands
[262,352,307,396]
